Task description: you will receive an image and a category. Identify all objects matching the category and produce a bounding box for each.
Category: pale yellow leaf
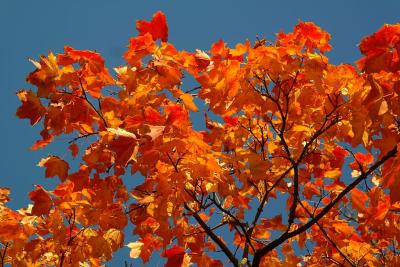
[145,125,165,140]
[378,100,388,115]
[29,58,41,69]
[107,127,136,138]
[127,241,144,258]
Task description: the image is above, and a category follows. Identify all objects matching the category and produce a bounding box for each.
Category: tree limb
[184,203,239,267]
[252,145,397,267]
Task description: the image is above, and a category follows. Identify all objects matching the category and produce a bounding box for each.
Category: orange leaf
[26,52,58,97]
[124,33,156,67]
[53,181,74,197]
[180,93,198,112]
[16,90,46,125]
[29,185,52,215]
[351,188,368,212]
[37,156,69,182]
[0,187,11,204]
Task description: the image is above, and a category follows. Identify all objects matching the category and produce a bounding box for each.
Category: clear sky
[1,0,400,265]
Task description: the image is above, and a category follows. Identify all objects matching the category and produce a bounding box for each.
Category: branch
[210,194,256,256]
[184,203,239,267]
[68,132,98,144]
[79,77,108,128]
[0,242,9,267]
[298,199,356,267]
[287,165,299,230]
[252,145,397,267]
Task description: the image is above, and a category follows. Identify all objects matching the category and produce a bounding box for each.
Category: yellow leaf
[292,125,310,132]
[104,229,124,250]
[324,169,341,179]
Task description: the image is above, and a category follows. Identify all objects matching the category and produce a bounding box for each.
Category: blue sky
[1,0,400,265]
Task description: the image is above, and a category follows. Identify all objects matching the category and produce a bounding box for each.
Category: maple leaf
[0,187,11,204]
[161,246,190,267]
[127,241,144,258]
[136,11,168,42]
[26,52,58,97]
[180,93,198,112]
[29,185,52,215]
[223,116,239,126]
[58,46,114,98]
[109,134,138,167]
[277,21,331,53]
[16,90,46,125]
[68,143,79,158]
[124,33,156,67]
[357,24,400,73]
[37,156,69,182]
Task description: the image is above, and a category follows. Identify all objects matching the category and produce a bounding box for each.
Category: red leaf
[110,136,138,167]
[357,24,400,73]
[166,105,187,125]
[161,246,186,267]
[223,116,239,126]
[332,146,349,160]
[136,11,168,42]
[69,143,79,158]
[145,106,165,124]
[355,152,374,165]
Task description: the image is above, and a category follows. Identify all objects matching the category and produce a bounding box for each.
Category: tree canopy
[2,11,400,267]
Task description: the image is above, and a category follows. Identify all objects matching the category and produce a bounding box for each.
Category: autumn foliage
[3,11,400,267]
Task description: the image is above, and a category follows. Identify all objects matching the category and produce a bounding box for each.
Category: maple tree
[2,10,400,266]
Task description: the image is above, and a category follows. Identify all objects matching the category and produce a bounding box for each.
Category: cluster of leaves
[2,11,400,267]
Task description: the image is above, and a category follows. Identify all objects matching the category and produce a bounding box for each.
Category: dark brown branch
[79,77,108,128]
[210,194,256,255]
[166,152,179,172]
[287,165,299,229]
[251,165,294,227]
[68,132,98,144]
[252,145,397,267]
[184,203,239,267]
[298,199,356,266]
[1,242,9,267]
[185,86,201,94]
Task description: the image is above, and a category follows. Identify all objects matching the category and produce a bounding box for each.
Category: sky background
[1,0,400,266]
